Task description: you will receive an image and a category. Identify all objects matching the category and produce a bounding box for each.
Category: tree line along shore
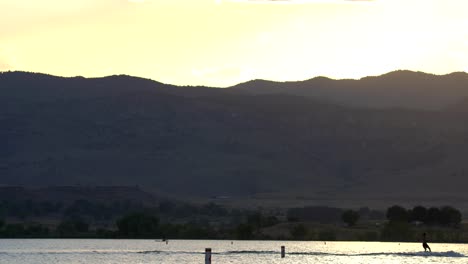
[0,199,466,242]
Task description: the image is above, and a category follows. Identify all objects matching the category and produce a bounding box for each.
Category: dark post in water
[205,248,212,264]
[281,246,285,258]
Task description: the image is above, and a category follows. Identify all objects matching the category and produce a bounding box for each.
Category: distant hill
[232,70,468,110]
[2,71,468,209]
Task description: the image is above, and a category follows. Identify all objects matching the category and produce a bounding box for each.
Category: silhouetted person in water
[422,232,431,252]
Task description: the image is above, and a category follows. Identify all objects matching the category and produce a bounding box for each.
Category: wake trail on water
[1,249,463,258]
[291,250,465,258]
[138,250,466,258]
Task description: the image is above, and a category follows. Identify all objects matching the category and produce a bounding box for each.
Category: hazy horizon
[2,69,468,88]
[1,0,467,87]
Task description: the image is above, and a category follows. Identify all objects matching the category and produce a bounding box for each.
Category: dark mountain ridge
[2,71,468,209]
[233,70,468,110]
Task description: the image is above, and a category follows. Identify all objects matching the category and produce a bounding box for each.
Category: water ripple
[137,250,466,258]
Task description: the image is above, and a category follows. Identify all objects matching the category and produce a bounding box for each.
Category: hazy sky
[1,0,467,86]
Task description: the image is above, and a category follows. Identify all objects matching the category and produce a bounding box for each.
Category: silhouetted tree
[236,223,253,240]
[247,212,263,229]
[26,225,49,237]
[318,229,336,241]
[410,206,427,222]
[381,222,412,242]
[368,209,385,220]
[386,205,408,222]
[439,206,462,227]
[246,212,278,229]
[177,223,211,239]
[116,212,160,238]
[264,216,280,227]
[290,224,308,240]
[358,207,370,218]
[342,210,360,226]
[57,219,89,237]
[2,224,25,238]
[425,207,441,225]
[173,203,198,218]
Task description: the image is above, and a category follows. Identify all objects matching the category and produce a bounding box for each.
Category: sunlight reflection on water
[0,239,466,264]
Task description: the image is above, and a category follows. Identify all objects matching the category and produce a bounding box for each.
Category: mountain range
[1,70,468,209]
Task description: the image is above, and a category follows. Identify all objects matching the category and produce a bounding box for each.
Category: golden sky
[1,0,467,87]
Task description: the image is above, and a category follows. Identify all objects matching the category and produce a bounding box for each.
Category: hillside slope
[2,71,468,208]
[232,71,468,110]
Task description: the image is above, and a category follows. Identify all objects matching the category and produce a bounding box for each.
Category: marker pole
[205,248,212,264]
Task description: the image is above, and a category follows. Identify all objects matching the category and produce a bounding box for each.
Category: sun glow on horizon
[0,0,467,87]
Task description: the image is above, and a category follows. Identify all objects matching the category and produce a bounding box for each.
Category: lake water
[0,239,466,264]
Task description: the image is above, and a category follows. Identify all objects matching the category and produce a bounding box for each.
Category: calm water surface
[0,239,466,264]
